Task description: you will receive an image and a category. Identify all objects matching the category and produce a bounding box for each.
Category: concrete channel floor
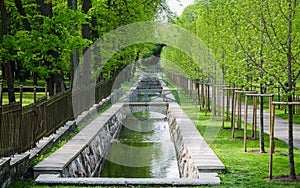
[228,99,300,150]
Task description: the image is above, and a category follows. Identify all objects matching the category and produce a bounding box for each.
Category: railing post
[20,85,23,105]
[45,82,48,99]
[0,81,2,157]
[34,86,37,104]
[0,80,3,106]
[61,82,65,93]
[54,83,57,96]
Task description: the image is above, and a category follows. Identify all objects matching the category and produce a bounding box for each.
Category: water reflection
[101,112,179,178]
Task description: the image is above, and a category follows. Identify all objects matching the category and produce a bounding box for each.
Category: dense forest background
[0,0,173,101]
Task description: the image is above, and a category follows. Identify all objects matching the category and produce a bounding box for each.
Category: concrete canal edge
[168,102,225,178]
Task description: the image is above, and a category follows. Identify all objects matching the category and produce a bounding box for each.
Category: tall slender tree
[1,0,15,103]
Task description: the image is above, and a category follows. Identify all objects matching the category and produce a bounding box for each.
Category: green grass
[275,112,300,125]
[178,90,300,187]
[2,92,46,106]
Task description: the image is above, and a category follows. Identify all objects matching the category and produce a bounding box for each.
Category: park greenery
[160,0,300,180]
[1,0,300,186]
[0,0,171,101]
[8,83,300,187]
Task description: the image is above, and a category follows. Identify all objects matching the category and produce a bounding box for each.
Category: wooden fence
[0,79,114,157]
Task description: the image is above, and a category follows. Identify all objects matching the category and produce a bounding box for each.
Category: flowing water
[101,111,179,178]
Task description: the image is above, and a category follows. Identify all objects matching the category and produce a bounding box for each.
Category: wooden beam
[246,94,274,97]
[272,102,300,105]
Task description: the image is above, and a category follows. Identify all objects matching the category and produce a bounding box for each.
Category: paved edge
[35,174,221,186]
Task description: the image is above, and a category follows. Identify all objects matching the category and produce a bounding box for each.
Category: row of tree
[161,0,299,180]
[0,0,169,102]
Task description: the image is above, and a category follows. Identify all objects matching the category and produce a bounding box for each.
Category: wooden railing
[0,79,115,157]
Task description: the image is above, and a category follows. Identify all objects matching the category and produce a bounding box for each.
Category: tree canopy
[0,0,170,98]
[160,0,300,179]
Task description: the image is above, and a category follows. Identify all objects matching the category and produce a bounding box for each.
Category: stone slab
[35,174,221,185]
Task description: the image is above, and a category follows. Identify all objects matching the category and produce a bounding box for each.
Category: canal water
[101,111,179,178]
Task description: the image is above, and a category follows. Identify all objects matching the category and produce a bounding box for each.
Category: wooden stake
[232,90,237,139]
[269,100,275,179]
[244,95,248,152]
[222,88,225,129]
[253,96,257,139]
[226,89,230,121]
[212,85,215,120]
[237,92,242,129]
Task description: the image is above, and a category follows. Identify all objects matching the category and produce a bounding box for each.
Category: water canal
[101,111,179,178]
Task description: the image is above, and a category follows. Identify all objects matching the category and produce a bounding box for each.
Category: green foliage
[1,0,170,84]
[165,0,300,95]
[178,88,300,187]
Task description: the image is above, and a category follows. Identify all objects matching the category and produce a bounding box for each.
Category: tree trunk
[81,0,92,84]
[259,87,265,153]
[36,0,52,17]
[1,0,15,103]
[14,0,32,31]
[14,0,33,85]
[4,62,16,103]
[37,0,65,96]
[287,0,296,179]
[259,0,265,153]
[68,0,79,88]
[47,74,64,96]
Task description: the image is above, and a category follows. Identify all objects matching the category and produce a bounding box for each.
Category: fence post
[0,80,2,106]
[61,82,65,93]
[20,85,23,105]
[0,81,2,157]
[34,86,37,104]
[54,83,57,96]
[45,82,48,99]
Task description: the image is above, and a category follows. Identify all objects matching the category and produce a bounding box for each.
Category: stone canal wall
[167,102,225,178]
[34,103,126,178]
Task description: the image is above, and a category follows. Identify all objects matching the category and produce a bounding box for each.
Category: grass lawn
[2,92,46,106]
[179,91,300,187]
